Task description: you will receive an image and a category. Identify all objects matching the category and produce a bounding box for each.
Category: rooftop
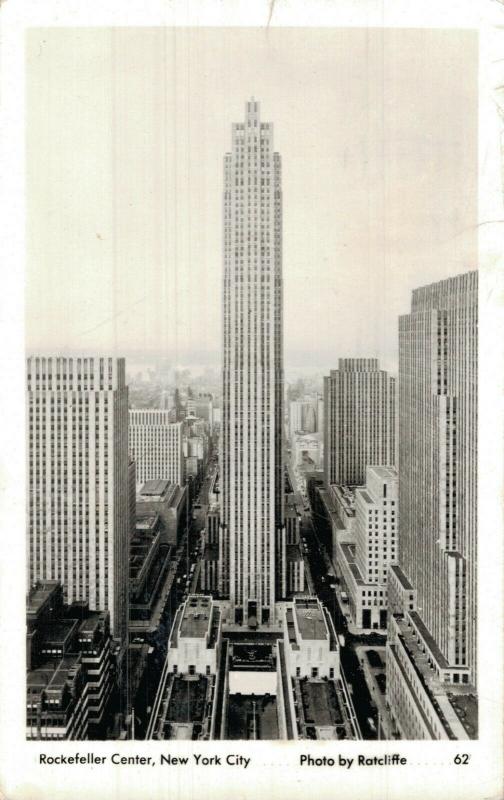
[331,485,357,515]
[27,654,81,693]
[358,490,373,505]
[134,512,160,532]
[37,620,78,649]
[409,611,449,670]
[26,581,61,617]
[139,479,171,497]
[367,465,397,480]
[167,676,208,724]
[390,564,414,591]
[394,616,477,739]
[227,694,279,740]
[318,487,346,529]
[229,643,275,671]
[300,680,343,727]
[179,595,212,639]
[340,542,365,586]
[294,598,327,641]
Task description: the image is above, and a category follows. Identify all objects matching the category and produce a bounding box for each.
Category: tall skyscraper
[387,271,478,739]
[220,99,284,625]
[129,410,184,487]
[323,358,396,487]
[26,356,129,643]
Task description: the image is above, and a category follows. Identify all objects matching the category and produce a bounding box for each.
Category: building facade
[26,581,115,740]
[27,356,129,643]
[323,358,396,487]
[129,410,184,488]
[334,467,398,631]
[387,271,478,739]
[220,99,284,625]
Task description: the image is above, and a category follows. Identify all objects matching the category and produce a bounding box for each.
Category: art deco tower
[220,99,284,625]
[386,272,478,740]
[324,358,396,487]
[396,272,478,680]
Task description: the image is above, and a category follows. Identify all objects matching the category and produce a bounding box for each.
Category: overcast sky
[26,27,478,373]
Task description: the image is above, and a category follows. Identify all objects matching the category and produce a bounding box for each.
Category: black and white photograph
[1,4,503,800]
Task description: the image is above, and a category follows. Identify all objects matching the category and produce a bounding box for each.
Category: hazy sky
[26,27,478,373]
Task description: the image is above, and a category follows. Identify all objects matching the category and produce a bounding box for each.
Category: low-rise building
[201,506,220,594]
[279,598,358,740]
[129,512,172,635]
[277,494,305,599]
[283,597,339,680]
[136,479,187,546]
[386,613,477,740]
[167,595,222,676]
[333,467,398,631]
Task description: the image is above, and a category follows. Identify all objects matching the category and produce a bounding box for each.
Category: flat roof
[26,581,60,616]
[390,564,414,591]
[294,599,327,641]
[331,485,358,514]
[78,613,105,638]
[409,611,449,669]
[38,620,77,648]
[340,543,364,586]
[368,465,397,480]
[168,676,208,723]
[140,479,171,496]
[318,488,347,529]
[27,654,81,692]
[301,680,343,727]
[393,617,476,738]
[179,595,212,639]
[358,490,373,505]
[135,512,159,530]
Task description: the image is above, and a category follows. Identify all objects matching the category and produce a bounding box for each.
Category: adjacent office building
[323,359,396,487]
[129,410,184,488]
[334,466,398,631]
[27,356,129,644]
[387,271,478,739]
[220,99,286,624]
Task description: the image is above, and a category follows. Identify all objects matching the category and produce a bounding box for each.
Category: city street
[131,464,212,738]
[301,510,379,739]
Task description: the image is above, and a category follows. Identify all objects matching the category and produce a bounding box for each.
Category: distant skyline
[27,28,478,372]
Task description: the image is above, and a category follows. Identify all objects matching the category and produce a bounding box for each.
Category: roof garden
[227,694,279,740]
[300,680,343,727]
[167,676,208,724]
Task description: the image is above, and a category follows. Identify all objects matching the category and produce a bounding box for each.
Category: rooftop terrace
[294,599,327,641]
[227,695,279,740]
[179,596,212,639]
[167,676,208,724]
[292,677,353,740]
